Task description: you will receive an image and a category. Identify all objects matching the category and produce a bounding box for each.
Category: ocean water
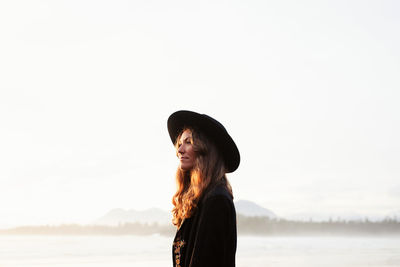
[0,235,399,267]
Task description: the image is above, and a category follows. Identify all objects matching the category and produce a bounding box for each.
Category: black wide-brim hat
[167,110,240,173]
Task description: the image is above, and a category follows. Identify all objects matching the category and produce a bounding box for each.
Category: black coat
[172,185,237,267]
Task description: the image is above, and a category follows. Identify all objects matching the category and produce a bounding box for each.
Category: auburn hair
[171,127,233,228]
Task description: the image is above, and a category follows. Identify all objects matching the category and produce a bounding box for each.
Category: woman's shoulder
[201,184,233,206]
[198,184,236,223]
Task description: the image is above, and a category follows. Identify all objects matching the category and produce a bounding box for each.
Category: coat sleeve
[188,195,237,267]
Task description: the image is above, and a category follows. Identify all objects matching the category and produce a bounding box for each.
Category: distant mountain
[95,201,394,226]
[234,200,277,219]
[95,200,278,226]
[95,208,171,226]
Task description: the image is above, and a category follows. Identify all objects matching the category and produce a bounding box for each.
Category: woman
[167,110,240,267]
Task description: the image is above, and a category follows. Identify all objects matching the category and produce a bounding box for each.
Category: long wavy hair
[171,127,233,228]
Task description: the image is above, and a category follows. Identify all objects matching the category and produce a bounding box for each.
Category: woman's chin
[179,164,192,171]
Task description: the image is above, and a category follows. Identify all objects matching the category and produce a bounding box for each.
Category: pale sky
[0,0,399,227]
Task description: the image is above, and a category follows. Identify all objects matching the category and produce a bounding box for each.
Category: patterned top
[173,239,186,267]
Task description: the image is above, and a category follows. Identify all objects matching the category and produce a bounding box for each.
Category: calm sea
[0,235,399,267]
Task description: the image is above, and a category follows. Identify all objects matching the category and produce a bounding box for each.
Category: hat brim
[167,110,240,173]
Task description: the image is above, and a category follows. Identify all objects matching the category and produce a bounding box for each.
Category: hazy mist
[0,0,399,228]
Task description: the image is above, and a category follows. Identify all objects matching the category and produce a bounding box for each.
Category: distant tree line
[237,215,400,236]
[1,216,399,236]
[0,222,175,236]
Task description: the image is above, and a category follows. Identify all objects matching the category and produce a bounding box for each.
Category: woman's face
[177,129,196,171]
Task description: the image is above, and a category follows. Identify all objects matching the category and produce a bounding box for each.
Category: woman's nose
[178,144,185,154]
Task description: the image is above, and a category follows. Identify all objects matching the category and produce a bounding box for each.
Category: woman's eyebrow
[181,136,191,142]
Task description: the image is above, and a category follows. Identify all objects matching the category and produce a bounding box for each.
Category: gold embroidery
[173,239,186,267]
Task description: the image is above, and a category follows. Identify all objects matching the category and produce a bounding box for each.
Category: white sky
[0,0,399,227]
